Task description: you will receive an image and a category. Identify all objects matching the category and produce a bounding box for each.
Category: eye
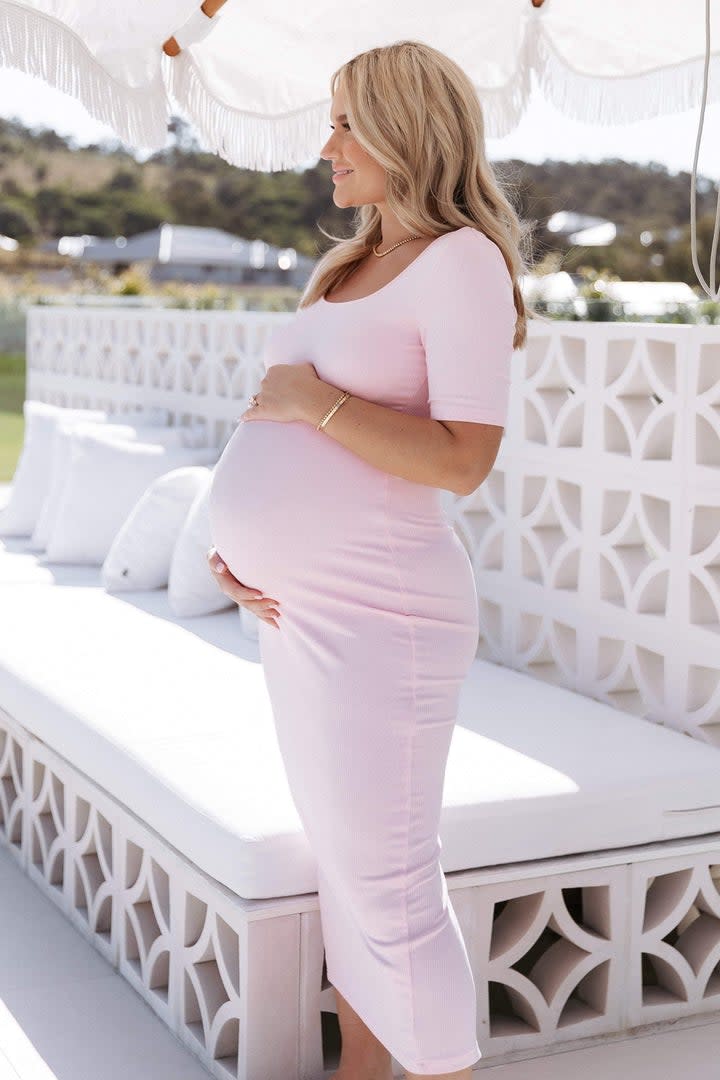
[329,123,351,131]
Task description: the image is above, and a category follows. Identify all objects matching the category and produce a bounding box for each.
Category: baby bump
[207,418,389,594]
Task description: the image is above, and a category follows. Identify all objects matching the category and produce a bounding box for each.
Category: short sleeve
[418,229,515,426]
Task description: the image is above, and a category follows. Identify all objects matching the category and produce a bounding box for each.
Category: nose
[319,131,339,161]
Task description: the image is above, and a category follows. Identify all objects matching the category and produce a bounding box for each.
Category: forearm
[301,378,465,494]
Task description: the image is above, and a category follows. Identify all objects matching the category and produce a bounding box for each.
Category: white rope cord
[690,0,720,299]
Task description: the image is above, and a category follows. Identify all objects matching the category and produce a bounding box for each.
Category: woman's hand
[237,361,326,425]
[206,547,281,629]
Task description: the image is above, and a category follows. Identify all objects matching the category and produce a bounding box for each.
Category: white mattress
[0,535,104,586]
[0,548,719,900]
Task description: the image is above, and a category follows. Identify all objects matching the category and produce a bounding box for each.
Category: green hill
[0,115,718,281]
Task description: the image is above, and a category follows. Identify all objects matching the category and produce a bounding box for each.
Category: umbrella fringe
[535,30,720,128]
[170,50,540,167]
[477,68,535,140]
[0,0,168,151]
[167,53,332,172]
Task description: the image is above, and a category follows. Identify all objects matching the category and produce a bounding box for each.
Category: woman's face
[318,84,387,208]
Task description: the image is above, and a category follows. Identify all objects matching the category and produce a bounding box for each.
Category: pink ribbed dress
[208,225,515,1074]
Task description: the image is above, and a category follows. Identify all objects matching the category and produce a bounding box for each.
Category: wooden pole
[162,0,228,57]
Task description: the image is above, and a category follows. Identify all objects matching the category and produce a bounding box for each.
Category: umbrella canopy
[1,0,719,171]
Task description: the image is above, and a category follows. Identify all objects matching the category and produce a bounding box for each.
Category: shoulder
[419,226,513,297]
[434,225,507,263]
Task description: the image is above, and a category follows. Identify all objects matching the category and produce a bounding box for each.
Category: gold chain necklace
[372,234,423,257]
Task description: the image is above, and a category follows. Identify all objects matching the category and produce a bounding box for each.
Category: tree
[663,212,720,288]
[0,198,38,242]
[165,173,215,224]
[106,168,141,192]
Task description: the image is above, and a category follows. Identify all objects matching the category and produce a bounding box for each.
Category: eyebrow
[330,113,348,122]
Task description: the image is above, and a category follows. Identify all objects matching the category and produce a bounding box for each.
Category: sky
[0,65,719,183]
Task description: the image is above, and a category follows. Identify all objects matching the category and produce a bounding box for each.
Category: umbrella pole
[162,0,228,57]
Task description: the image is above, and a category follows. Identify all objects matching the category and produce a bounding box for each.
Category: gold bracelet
[317,389,351,431]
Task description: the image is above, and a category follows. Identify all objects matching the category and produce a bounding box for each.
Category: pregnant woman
[208,39,531,1080]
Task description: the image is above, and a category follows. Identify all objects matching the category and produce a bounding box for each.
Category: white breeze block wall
[26,308,720,746]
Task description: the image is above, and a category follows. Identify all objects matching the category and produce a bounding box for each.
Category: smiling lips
[332,168,353,181]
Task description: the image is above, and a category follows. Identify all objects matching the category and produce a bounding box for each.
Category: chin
[334,192,371,209]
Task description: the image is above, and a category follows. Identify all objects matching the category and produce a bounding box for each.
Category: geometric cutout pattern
[0,707,26,862]
[629,852,720,1027]
[0,703,302,1080]
[428,322,720,744]
[123,844,172,1013]
[71,796,114,949]
[447,865,626,1059]
[26,305,291,454]
[181,891,242,1073]
[2,702,720,1076]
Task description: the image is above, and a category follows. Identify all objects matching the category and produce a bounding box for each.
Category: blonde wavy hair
[299,40,536,350]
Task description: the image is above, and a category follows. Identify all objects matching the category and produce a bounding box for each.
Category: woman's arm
[300,378,502,496]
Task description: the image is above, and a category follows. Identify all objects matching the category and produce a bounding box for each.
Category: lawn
[0,353,25,484]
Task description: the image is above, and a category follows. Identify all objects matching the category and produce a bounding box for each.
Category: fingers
[206,547,260,595]
[246,603,280,629]
[246,597,281,630]
[206,547,281,628]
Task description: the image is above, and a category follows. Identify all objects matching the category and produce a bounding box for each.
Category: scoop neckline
[320,226,472,306]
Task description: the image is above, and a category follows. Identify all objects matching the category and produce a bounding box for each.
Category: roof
[520,271,579,301]
[603,280,698,304]
[44,224,316,269]
[546,211,615,235]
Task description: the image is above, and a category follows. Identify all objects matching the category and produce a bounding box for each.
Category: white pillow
[30,419,200,552]
[0,402,106,537]
[45,433,219,565]
[102,467,210,592]
[168,473,236,617]
[0,400,170,538]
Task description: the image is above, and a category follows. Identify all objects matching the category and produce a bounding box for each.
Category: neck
[376,205,418,248]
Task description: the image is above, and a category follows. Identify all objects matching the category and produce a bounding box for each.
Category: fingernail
[216,561,225,573]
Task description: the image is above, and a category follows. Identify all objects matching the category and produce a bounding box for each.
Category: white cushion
[0,402,106,537]
[0,536,103,586]
[102,466,211,592]
[0,581,719,900]
[31,419,202,552]
[45,433,219,565]
[0,401,170,538]
[168,473,235,617]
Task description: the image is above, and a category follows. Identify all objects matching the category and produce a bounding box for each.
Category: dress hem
[396,1045,482,1075]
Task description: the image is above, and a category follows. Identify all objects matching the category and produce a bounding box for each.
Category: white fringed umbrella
[0,0,718,169]
[1,0,719,293]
